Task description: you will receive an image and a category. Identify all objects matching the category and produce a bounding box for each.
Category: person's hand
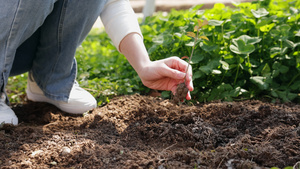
[119,33,193,100]
[137,56,194,100]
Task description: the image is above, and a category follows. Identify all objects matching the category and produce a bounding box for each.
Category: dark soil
[173,83,189,104]
[1,94,300,169]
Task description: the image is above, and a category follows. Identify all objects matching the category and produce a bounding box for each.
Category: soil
[1,94,300,169]
[173,83,189,104]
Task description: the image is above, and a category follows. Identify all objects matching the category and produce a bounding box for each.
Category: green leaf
[270,167,280,169]
[273,62,289,74]
[295,30,300,37]
[174,32,182,38]
[219,83,233,91]
[271,24,291,40]
[200,41,219,52]
[152,36,164,45]
[250,76,269,90]
[232,87,248,96]
[190,4,204,11]
[220,60,229,70]
[279,65,289,74]
[199,65,212,74]
[191,54,205,64]
[284,39,296,49]
[276,90,298,102]
[251,8,269,18]
[161,91,170,98]
[290,80,300,90]
[287,92,298,100]
[185,41,194,47]
[213,3,225,10]
[270,47,288,58]
[209,20,224,26]
[279,24,291,33]
[260,23,275,32]
[230,39,255,55]
[230,35,261,55]
[231,13,244,23]
[261,63,271,77]
[236,35,262,45]
[212,69,222,74]
[193,70,204,79]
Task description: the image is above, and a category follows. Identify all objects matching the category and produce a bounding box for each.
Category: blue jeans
[0,0,108,103]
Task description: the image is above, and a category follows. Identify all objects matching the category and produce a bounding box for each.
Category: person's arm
[100,0,142,52]
[100,0,193,99]
[119,33,193,100]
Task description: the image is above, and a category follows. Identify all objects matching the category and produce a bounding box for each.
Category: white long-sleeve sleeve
[100,0,143,52]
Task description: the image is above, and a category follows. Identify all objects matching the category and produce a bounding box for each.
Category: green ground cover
[7,0,300,105]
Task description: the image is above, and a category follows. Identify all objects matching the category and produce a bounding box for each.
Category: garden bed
[1,94,299,168]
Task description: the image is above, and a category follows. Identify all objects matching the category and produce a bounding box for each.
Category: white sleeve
[100,0,143,52]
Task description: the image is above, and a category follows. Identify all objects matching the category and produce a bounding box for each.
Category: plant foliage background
[140,0,300,103]
[7,0,300,104]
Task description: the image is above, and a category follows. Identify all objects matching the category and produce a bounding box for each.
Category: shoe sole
[26,89,96,114]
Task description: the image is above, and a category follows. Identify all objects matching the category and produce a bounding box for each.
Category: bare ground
[1,94,300,168]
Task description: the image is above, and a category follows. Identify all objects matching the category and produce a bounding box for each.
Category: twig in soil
[180,124,198,140]
[159,123,171,137]
[182,125,194,136]
[217,152,229,169]
[156,142,177,164]
[159,142,177,154]
[159,128,170,137]
[294,161,300,169]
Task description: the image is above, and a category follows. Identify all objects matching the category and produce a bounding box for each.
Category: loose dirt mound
[1,94,300,168]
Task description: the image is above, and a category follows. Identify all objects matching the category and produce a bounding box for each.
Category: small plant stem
[288,72,300,87]
[220,70,227,83]
[247,54,252,75]
[247,54,250,66]
[234,64,240,85]
[184,29,199,84]
[262,33,265,60]
[221,25,225,44]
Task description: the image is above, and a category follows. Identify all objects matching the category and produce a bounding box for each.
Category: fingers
[164,56,188,72]
[186,75,194,92]
[153,57,194,101]
[186,91,191,100]
[164,56,194,91]
[164,56,193,80]
[159,63,186,80]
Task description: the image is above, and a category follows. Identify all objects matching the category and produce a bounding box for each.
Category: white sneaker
[0,94,18,125]
[26,77,97,114]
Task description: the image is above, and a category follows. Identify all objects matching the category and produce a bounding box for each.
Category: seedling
[173,20,209,104]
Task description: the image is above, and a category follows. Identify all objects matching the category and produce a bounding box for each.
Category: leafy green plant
[141,0,300,103]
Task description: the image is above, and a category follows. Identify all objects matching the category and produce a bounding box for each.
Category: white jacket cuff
[100,0,143,52]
